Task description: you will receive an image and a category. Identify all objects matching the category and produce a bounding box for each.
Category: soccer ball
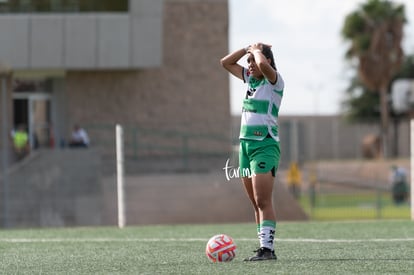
[205,234,237,262]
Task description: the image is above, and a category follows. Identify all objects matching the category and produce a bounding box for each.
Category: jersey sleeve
[273,72,284,91]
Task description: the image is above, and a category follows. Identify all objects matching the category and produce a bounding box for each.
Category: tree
[392,54,414,79]
[342,75,380,123]
[342,55,414,121]
[342,0,406,158]
[342,54,414,156]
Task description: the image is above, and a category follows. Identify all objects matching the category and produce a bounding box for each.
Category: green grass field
[299,192,411,220]
[1,220,413,274]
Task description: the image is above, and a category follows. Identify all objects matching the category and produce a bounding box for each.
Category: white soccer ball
[205,234,237,262]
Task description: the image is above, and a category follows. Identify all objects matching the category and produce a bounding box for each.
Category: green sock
[261,220,276,228]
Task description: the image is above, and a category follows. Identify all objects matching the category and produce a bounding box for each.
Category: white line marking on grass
[274,238,414,243]
[1,238,414,243]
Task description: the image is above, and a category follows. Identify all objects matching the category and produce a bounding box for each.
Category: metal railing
[84,123,233,173]
[298,179,410,220]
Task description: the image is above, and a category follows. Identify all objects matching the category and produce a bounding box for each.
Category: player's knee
[255,197,272,210]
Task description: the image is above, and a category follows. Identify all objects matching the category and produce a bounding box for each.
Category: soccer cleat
[243,247,277,261]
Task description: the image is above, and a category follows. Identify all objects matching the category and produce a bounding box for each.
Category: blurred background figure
[361,134,381,159]
[389,165,409,205]
[68,124,90,148]
[11,124,30,160]
[287,161,302,199]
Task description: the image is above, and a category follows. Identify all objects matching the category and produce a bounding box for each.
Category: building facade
[0,0,231,163]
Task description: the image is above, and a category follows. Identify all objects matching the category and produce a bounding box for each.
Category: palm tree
[342,0,406,158]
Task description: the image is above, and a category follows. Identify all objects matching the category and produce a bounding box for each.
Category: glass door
[13,93,52,149]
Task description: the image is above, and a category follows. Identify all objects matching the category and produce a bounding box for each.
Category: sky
[228,0,414,115]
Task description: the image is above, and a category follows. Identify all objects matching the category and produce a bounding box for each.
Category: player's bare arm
[220,48,246,81]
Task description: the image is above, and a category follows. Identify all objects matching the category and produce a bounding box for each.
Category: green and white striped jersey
[240,67,284,141]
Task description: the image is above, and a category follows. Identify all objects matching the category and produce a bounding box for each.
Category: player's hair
[262,45,276,70]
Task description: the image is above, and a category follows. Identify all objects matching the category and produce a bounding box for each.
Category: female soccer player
[220,43,284,261]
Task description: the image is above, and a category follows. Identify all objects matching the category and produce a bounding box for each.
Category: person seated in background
[11,124,30,160]
[68,124,90,148]
[389,165,409,205]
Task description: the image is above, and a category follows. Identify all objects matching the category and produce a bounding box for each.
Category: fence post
[309,166,317,219]
[182,135,189,170]
[376,187,382,219]
[116,124,126,228]
[132,127,138,160]
[1,67,10,228]
[411,118,414,221]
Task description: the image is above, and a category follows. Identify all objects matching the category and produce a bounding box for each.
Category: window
[0,0,129,13]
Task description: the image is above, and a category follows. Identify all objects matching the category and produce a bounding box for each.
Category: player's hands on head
[247,43,272,53]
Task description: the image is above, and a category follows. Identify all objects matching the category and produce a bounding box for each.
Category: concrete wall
[0,149,102,228]
[101,173,308,226]
[0,148,306,228]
